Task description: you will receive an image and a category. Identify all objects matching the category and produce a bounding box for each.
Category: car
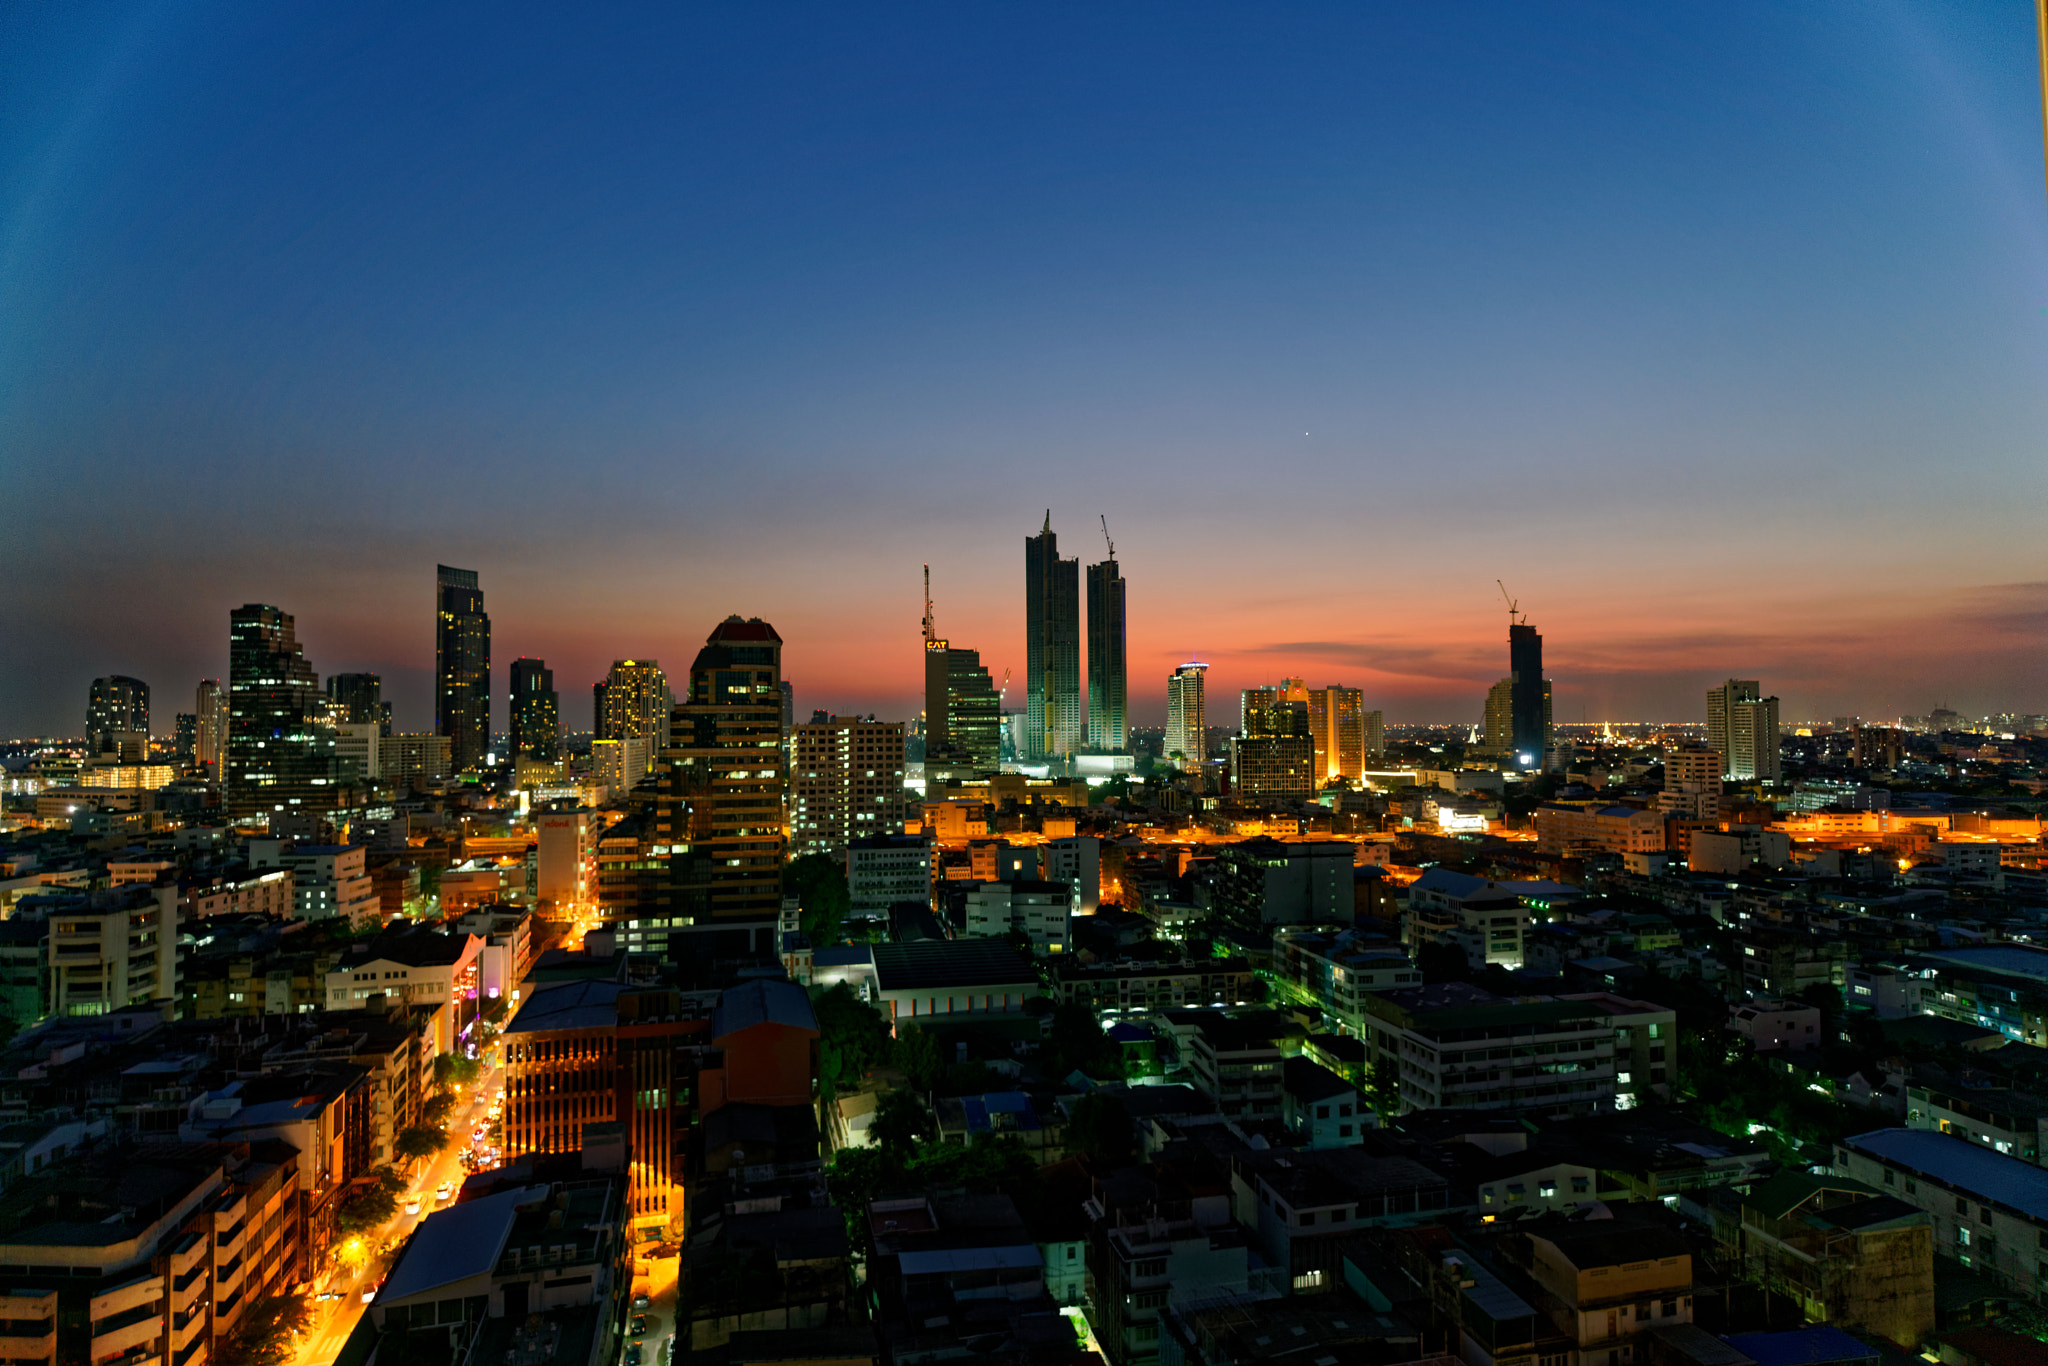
[315,1291,341,1301]
[630,1315,649,1337]
[631,1294,650,1312]
[361,1287,378,1303]
[404,1199,420,1216]
[625,1346,643,1366]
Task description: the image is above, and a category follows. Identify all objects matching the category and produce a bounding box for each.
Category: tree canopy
[894,1026,944,1090]
[1066,1091,1134,1164]
[784,853,852,945]
[813,983,893,1097]
[394,1125,448,1162]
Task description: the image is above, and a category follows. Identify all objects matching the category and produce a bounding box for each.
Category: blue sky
[3,2,2044,734]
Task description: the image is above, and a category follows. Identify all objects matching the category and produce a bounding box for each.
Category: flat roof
[1847,1128,2048,1224]
[871,940,1035,991]
[1921,946,2048,985]
[505,980,621,1035]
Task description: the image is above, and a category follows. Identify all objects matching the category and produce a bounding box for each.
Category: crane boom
[1496,579,1521,626]
[1100,515,1115,560]
[923,565,934,643]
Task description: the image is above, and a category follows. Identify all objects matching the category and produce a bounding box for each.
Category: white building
[846,833,932,917]
[964,880,1074,955]
[534,809,597,910]
[250,840,379,930]
[1041,836,1100,914]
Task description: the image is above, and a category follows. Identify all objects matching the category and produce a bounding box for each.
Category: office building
[648,617,788,941]
[174,712,197,765]
[1229,734,1315,804]
[195,678,227,774]
[1086,549,1128,753]
[596,659,669,781]
[923,641,1001,773]
[792,716,907,857]
[225,604,345,822]
[1024,513,1082,760]
[1360,981,1620,1115]
[44,885,180,1016]
[847,834,933,917]
[1306,685,1367,785]
[86,675,149,753]
[509,657,559,759]
[1164,661,1207,770]
[434,564,491,771]
[325,672,392,733]
[1362,707,1385,757]
[590,736,649,795]
[1709,679,1782,782]
[1240,685,1309,739]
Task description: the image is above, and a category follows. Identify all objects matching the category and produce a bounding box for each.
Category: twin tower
[1025,512,1125,761]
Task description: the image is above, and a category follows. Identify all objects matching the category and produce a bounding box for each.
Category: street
[293,1062,505,1366]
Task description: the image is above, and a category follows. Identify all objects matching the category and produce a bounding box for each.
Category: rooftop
[870,940,1035,992]
[1847,1128,2048,1223]
[505,980,622,1035]
[714,978,818,1038]
[379,1183,549,1304]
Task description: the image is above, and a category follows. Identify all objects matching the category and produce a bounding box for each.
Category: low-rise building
[845,833,931,918]
[1726,1000,1822,1054]
[1836,1127,2048,1299]
[1359,983,1619,1117]
[868,940,1040,1028]
[1049,957,1259,1014]
[962,879,1074,954]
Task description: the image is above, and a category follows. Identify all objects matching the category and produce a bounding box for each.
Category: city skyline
[4,5,2046,734]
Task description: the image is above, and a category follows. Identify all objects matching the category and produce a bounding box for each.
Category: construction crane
[999,667,1011,707]
[1496,579,1522,627]
[922,564,934,644]
[1100,515,1115,560]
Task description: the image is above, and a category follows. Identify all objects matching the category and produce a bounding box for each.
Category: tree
[1046,1001,1121,1081]
[1067,1091,1134,1164]
[1363,1061,1402,1120]
[871,1089,934,1158]
[335,1179,399,1235]
[421,1091,455,1126]
[394,1125,449,1162]
[211,1291,311,1366]
[784,853,852,945]
[434,1051,481,1092]
[814,984,894,1098]
[894,1027,944,1091]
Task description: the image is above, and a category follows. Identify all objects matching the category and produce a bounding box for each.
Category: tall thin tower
[1025,513,1081,760]
[1087,517,1128,753]
[435,564,491,770]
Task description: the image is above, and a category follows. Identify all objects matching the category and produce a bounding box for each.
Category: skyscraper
[195,679,227,775]
[1025,514,1081,760]
[596,660,669,781]
[924,642,1001,774]
[1164,662,1208,770]
[1086,548,1127,754]
[510,658,560,760]
[226,604,344,821]
[1708,679,1781,781]
[325,673,392,734]
[434,565,491,770]
[648,617,787,940]
[174,714,197,765]
[1485,675,1551,759]
[1306,686,1367,785]
[1508,618,1548,765]
[86,676,149,752]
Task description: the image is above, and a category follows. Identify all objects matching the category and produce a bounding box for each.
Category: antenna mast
[1100,515,1115,560]
[922,565,934,643]
[1496,580,1522,627]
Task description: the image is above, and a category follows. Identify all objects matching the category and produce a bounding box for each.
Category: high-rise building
[1363,709,1386,758]
[509,658,559,760]
[383,733,453,790]
[647,617,787,941]
[1659,742,1722,819]
[195,679,227,775]
[923,642,1001,774]
[1484,676,1551,760]
[226,604,345,821]
[1708,680,1781,782]
[1086,551,1127,753]
[1025,514,1082,760]
[1508,618,1549,765]
[792,716,907,857]
[324,673,392,735]
[1241,688,1309,739]
[1164,662,1208,770]
[1306,686,1367,786]
[174,713,198,765]
[433,565,491,770]
[596,660,669,782]
[86,676,149,752]
[1229,735,1316,804]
